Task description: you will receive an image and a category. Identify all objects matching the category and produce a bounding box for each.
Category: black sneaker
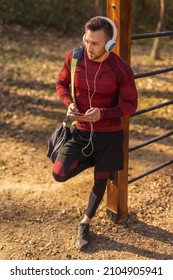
[75,223,90,250]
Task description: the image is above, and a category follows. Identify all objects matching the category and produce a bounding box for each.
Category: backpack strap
[71,46,84,103]
[72,46,84,63]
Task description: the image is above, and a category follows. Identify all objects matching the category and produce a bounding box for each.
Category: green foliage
[0,0,173,33]
[165,0,173,30]
[132,0,173,33]
[0,0,105,33]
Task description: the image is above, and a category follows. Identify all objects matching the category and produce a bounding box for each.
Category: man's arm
[56,50,74,108]
[99,62,138,120]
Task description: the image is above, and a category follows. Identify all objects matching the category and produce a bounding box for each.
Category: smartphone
[70,112,84,116]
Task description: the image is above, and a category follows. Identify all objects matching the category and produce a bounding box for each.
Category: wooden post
[106,0,132,223]
[171,163,173,184]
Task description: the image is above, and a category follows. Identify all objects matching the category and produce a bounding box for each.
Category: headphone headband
[83,16,117,52]
[92,16,117,42]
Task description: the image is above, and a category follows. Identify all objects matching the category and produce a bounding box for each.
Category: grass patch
[0,159,6,166]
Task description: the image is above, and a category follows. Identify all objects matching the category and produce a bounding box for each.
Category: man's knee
[52,160,68,182]
[52,172,67,182]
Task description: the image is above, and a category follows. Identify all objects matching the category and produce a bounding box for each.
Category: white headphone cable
[81,49,105,157]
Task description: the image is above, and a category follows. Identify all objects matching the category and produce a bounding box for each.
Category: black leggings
[52,129,123,218]
[86,170,110,218]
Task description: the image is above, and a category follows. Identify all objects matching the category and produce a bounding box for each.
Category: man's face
[84,29,108,62]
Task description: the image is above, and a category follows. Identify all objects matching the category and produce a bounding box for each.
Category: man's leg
[52,157,92,182]
[52,134,94,182]
[75,169,110,250]
[85,170,110,219]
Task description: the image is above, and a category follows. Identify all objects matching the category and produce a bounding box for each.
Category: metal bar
[131,100,173,117]
[134,67,173,79]
[128,160,173,184]
[132,31,173,40]
[129,131,173,152]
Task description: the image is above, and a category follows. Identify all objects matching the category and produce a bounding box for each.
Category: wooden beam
[106,0,132,222]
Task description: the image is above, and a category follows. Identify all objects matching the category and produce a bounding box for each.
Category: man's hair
[84,17,113,40]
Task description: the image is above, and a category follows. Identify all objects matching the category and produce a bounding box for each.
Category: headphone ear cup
[105,40,116,52]
[83,34,86,45]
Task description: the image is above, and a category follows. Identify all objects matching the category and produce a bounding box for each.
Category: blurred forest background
[0,0,173,34]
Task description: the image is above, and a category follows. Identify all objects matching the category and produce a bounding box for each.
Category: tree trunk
[95,0,103,15]
[150,0,165,60]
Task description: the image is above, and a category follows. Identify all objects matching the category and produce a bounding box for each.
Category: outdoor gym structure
[106,0,173,223]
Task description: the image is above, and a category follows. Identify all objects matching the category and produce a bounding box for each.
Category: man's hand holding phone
[67,104,100,122]
[70,112,84,116]
[67,103,84,118]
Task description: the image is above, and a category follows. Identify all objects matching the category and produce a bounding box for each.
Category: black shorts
[57,128,124,172]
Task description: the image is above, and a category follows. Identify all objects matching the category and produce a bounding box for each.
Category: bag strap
[63,46,83,125]
[71,46,84,103]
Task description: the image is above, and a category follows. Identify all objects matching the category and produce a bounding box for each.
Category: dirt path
[0,25,172,260]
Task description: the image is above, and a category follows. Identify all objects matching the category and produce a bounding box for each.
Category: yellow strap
[71,57,78,104]
[65,57,78,122]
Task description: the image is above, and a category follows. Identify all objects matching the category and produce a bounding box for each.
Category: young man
[54,16,138,250]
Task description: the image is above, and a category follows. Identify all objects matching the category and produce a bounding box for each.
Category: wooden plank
[106,0,132,222]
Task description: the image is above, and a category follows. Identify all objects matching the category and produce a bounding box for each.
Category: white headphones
[83,16,117,52]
